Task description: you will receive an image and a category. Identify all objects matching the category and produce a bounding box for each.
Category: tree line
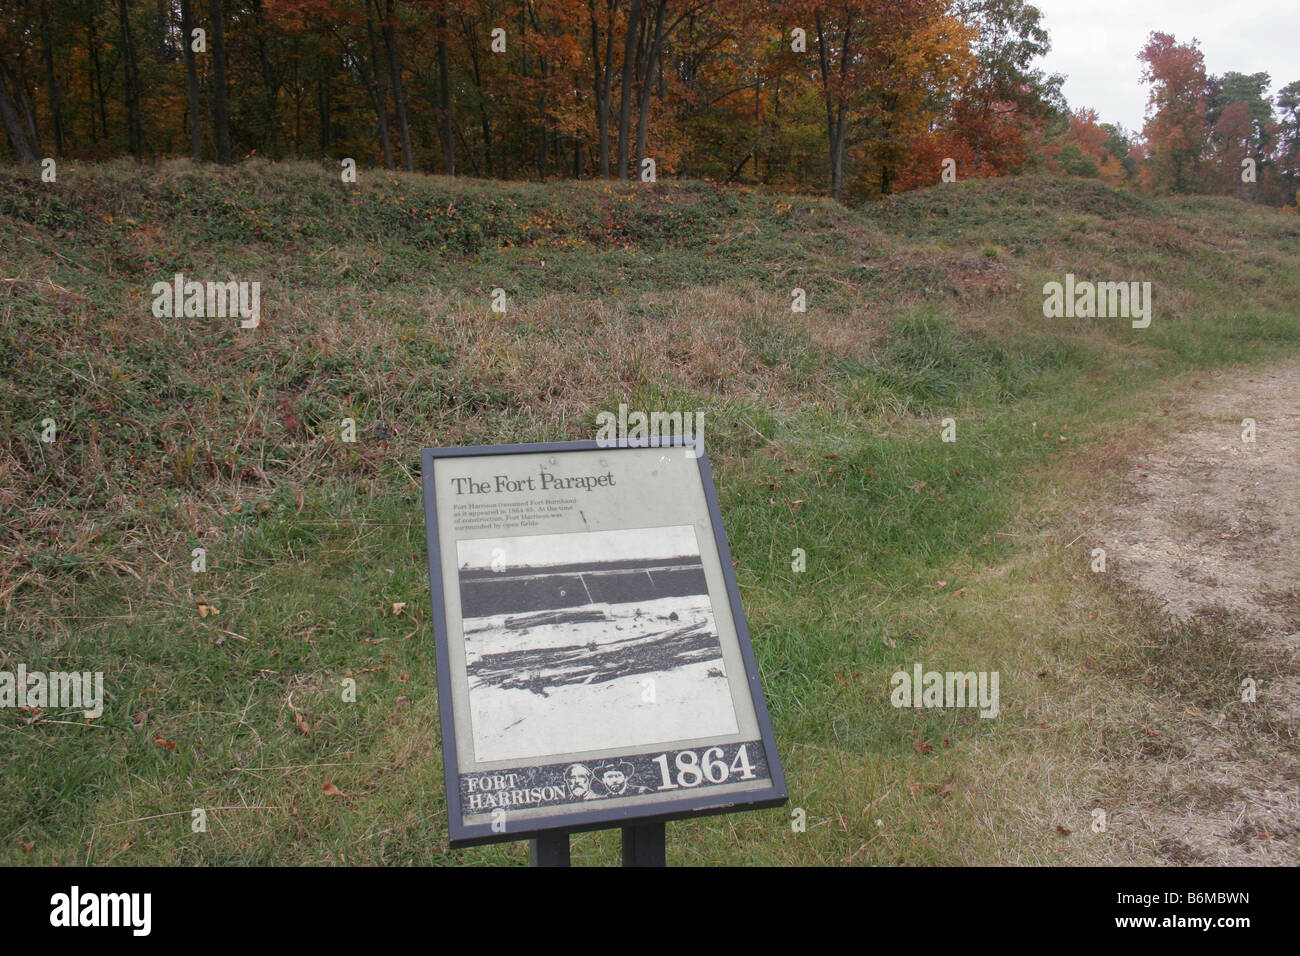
[1,1,1296,206]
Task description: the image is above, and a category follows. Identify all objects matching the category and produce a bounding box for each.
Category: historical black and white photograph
[456,525,739,763]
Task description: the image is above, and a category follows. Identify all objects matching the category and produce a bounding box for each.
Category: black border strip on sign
[420,436,788,848]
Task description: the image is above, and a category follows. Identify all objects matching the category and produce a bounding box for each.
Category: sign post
[529,832,571,867]
[621,822,666,867]
[421,438,786,862]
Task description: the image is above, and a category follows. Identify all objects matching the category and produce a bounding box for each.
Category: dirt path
[1105,364,1300,864]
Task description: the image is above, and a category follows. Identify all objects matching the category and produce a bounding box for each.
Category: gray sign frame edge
[420,437,789,849]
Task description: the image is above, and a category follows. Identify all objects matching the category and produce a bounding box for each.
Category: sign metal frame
[421,437,787,848]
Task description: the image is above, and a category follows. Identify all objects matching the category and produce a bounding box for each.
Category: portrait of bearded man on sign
[563,763,601,801]
[594,761,652,797]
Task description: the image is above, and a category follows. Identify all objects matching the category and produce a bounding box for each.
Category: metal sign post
[527,824,665,866]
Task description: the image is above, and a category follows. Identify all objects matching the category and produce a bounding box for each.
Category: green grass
[1,159,1298,865]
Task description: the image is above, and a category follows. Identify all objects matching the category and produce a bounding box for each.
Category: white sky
[1030,0,1300,134]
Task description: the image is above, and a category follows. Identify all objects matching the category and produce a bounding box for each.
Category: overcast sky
[1030,0,1300,134]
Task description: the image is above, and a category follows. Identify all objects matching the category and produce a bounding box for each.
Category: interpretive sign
[421,438,787,848]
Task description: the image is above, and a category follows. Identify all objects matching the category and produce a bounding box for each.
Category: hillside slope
[1,160,1298,865]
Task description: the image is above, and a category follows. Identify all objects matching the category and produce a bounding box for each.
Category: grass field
[2,159,1298,865]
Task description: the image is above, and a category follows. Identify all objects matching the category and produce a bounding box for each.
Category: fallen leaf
[294,712,311,735]
[935,580,947,590]
[1055,825,1071,836]
[153,735,176,751]
[913,739,934,755]
[322,782,345,797]
[197,600,219,618]
[391,602,406,616]
[19,840,35,854]
[937,775,955,797]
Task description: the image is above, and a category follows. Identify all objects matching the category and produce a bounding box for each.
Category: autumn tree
[1138,31,1208,193]
[1276,81,1300,190]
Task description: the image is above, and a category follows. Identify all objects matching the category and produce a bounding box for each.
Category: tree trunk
[209,0,233,163]
[318,73,330,151]
[40,1,64,155]
[363,12,394,168]
[180,0,202,160]
[537,59,548,181]
[436,9,454,174]
[381,0,412,170]
[15,51,39,149]
[117,0,142,156]
[526,1,548,181]
[88,16,108,143]
[635,0,665,170]
[0,60,39,163]
[464,26,490,175]
[254,0,282,159]
[589,9,605,177]
[589,0,614,179]
[832,101,847,199]
[814,13,852,200]
[616,0,641,179]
